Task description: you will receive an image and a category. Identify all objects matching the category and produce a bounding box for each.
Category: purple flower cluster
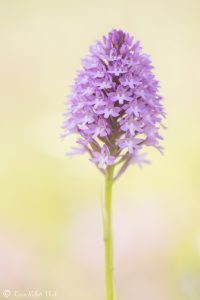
[63,29,165,173]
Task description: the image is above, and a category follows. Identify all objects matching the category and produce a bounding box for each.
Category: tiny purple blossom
[105,48,122,62]
[117,137,143,154]
[144,125,163,152]
[82,56,99,69]
[80,85,94,96]
[109,87,133,105]
[89,92,106,109]
[142,112,161,125]
[131,152,151,168]
[63,29,165,171]
[97,102,120,119]
[75,72,89,85]
[91,145,115,169]
[120,117,143,136]
[123,99,144,117]
[89,63,107,79]
[94,75,114,90]
[108,62,128,76]
[91,119,111,139]
[67,138,89,156]
[120,73,141,89]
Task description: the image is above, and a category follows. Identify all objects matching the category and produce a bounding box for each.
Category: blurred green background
[0,0,200,299]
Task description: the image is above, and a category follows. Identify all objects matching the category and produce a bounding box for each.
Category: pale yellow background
[0,0,200,300]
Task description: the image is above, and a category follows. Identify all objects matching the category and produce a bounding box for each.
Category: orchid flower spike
[63,29,165,180]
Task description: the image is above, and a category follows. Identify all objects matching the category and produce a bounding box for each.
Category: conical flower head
[63,29,165,171]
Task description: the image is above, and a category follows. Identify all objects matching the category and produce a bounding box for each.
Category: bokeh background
[0,0,200,299]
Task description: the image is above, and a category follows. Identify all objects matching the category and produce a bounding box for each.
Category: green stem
[103,165,114,300]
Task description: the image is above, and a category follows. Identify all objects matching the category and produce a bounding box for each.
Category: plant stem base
[103,166,114,300]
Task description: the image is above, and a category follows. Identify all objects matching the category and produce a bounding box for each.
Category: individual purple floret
[63,29,165,176]
[91,144,115,169]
